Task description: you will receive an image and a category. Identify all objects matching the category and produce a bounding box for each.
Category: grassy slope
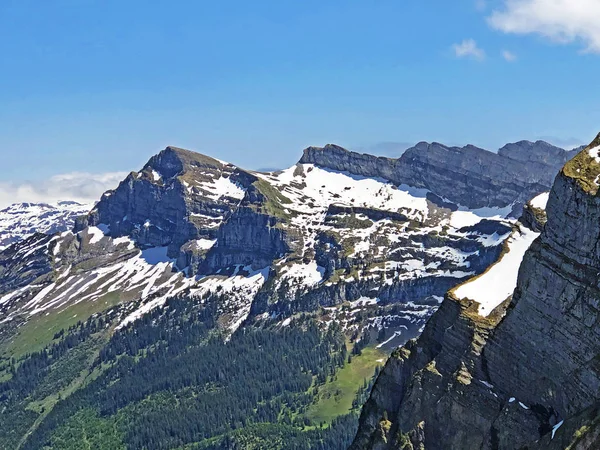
[306,346,386,424]
[1,292,123,360]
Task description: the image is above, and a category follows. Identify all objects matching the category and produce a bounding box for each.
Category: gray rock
[300,140,574,212]
[78,146,256,259]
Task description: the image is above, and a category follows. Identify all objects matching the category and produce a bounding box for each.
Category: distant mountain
[0,201,92,251]
[301,139,576,213]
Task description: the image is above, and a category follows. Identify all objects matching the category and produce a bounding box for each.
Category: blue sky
[0,0,599,204]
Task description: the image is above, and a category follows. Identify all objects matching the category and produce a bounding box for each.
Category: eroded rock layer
[301,140,575,212]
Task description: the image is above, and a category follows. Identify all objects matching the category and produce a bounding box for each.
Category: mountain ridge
[0,201,92,251]
[300,139,575,212]
[350,132,600,449]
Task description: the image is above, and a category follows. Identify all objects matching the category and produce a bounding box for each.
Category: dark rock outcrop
[520,200,548,232]
[351,133,600,449]
[300,140,575,213]
[202,183,301,271]
[77,146,255,258]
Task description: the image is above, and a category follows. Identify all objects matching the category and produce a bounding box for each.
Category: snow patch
[203,175,246,200]
[376,331,403,348]
[551,420,564,439]
[194,238,217,251]
[85,226,106,244]
[476,231,510,248]
[589,145,600,163]
[349,297,379,307]
[262,164,430,220]
[454,226,539,316]
[113,236,136,250]
[279,261,325,287]
[530,192,549,210]
[190,266,270,333]
[450,204,512,229]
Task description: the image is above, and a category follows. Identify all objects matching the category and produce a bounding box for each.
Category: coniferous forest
[0,294,381,449]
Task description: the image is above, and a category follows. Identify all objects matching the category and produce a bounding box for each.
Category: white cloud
[0,172,127,209]
[452,39,486,60]
[502,49,517,61]
[488,0,600,53]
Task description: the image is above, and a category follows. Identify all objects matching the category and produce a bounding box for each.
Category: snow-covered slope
[0,201,92,251]
[453,225,540,316]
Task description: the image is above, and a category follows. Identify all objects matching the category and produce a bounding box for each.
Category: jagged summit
[590,131,600,148]
[299,143,371,164]
[141,146,226,180]
[80,145,255,258]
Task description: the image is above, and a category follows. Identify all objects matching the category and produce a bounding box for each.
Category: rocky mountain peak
[300,143,364,164]
[589,131,600,149]
[143,145,224,180]
[78,146,254,258]
[413,141,430,150]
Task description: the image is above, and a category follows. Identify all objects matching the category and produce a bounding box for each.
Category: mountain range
[0,137,590,449]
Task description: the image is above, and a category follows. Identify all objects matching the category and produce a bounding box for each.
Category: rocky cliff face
[202,182,302,271]
[351,133,600,449]
[300,140,574,213]
[80,146,256,258]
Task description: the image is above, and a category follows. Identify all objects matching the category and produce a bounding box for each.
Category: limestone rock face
[79,146,255,258]
[300,140,574,212]
[202,184,301,271]
[351,133,600,450]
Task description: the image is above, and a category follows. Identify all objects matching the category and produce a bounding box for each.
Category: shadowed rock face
[79,146,256,258]
[350,133,600,450]
[300,140,575,213]
[202,184,301,271]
